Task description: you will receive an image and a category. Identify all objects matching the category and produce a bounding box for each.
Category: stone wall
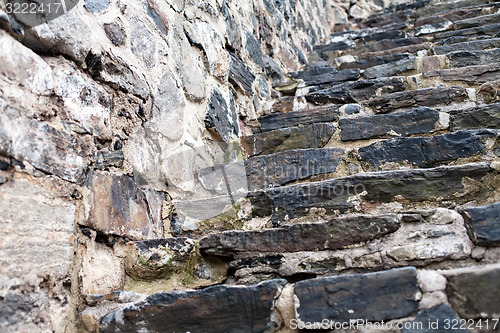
[0,0,365,331]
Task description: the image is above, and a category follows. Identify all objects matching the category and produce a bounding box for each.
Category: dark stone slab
[258,105,339,132]
[100,279,287,333]
[199,148,345,192]
[434,38,500,55]
[402,304,470,333]
[446,265,500,318]
[250,162,497,222]
[360,9,414,29]
[340,53,412,70]
[307,77,407,104]
[415,6,486,27]
[425,62,500,83]
[95,150,124,169]
[241,123,335,157]
[298,68,361,86]
[346,37,427,56]
[461,202,500,246]
[290,64,336,81]
[199,214,399,256]
[447,49,500,68]
[228,52,255,95]
[434,23,500,41]
[103,23,126,46]
[478,81,500,104]
[314,41,353,60]
[294,267,419,323]
[245,30,265,69]
[339,107,440,141]
[450,103,500,130]
[205,89,239,142]
[417,0,490,17]
[358,130,495,169]
[357,42,433,59]
[364,56,415,79]
[356,30,407,44]
[367,86,468,113]
[453,13,500,30]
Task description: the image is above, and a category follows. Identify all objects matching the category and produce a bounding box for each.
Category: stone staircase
[87,0,500,331]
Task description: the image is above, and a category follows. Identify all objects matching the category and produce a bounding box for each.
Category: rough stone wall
[0,0,368,331]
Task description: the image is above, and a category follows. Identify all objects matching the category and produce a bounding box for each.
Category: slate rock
[258,105,339,132]
[95,150,124,169]
[364,56,415,79]
[478,81,500,104]
[447,49,500,68]
[245,30,265,69]
[356,29,407,44]
[205,89,239,142]
[199,214,399,256]
[415,6,485,27]
[453,13,500,30]
[130,18,156,68]
[417,0,490,17]
[294,267,419,323]
[228,51,255,95]
[367,86,468,113]
[401,304,469,333]
[307,77,407,104]
[290,64,335,80]
[100,279,287,333]
[434,23,500,41]
[339,107,440,141]
[461,202,500,246]
[302,68,361,86]
[446,265,500,318]
[340,53,412,70]
[346,37,427,56]
[358,42,433,59]
[84,0,110,14]
[264,54,285,82]
[358,130,495,169]
[250,162,497,222]
[450,103,500,130]
[81,171,163,240]
[434,38,500,55]
[103,23,126,46]
[241,123,335,157]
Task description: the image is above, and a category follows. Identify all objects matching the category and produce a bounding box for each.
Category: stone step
[306,76,407,104]
[358,8,415,29]
[446,48,500,67]
[257,104,339,132]
[339,107,444,141]
[248,162,499,224]
[295,68,361,86]
[415,3,499,28]
[366,86,469,114]
[453,12,500,30]
[240,123,335,157]
[344,37,428,57]
[339,53,412,70]
[450,102,500,130]
[357,129,499,171]
[363,55,416,79]
[355,30,407,44]
[424,62,500,83]
[460,201,500,246]
[417,0,492,18]
[433,23,500,42]
[433,38,500,55]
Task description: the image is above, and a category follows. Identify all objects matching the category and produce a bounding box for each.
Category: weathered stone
[307,77,407,104]
[347,37,427,56]
[434,23,500,41]
[361,8,414,28]
[290,63,335,80]
[103,23,125,46]
[450,103,500,130]
[461,202,500,246]
[264,54,285,82]
[130,17,156,68]
[200,214,399,256]
[357,29,407,44]
[228,51,255,95]
[358,42,433,59]
[425,62,500,83]
[415,6,486,27]
[221,2,241,51]
[402,304,469,333]
[364,56,415,79]
[478,81,500,104]
[95,151,124,169]
[84,0,110,14]
[241,123,335,157]
[314,40,353,60]
[358,130,496,170]
[367,86,468,113]
[258,105,339,132]
[86,52,150,100]
[204,89,238,142]
[453,13,500,30]
[100,279,287,333]
[250,162,498,222]
[294,267,419,324]
[81,171,163,240]
[200,148,344,192]
[339,107,441,141]
[447,48,500,68]
[245,29,265,69]
[417,0,490,17]
[0,101,89,183]
[340,53,412,70]
[446,265,500,318]
[434,38,500,55]
[415,21,453,36]
[302,68,361,86]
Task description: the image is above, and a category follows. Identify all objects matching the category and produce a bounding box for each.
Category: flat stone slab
[199,148,345,192]
[435,23,500,41]
[339,107,440,141]
[294,267,419,323]
[199,214,399,256]
[453,12,500,30]
[307,77,407,104]
[100,279,287,333]
[358,130,496,169]
[434,38,500,55]
[401,304,470,333]
[447,48,500,68]
[340,53,412,71]
[450,103,500,130]
[228,51,255,95]
[367,86,468,113]
[364,56,415,79]
[301,68,361,86]
[446,265,500,318]
[346,37,427,56]
[425,62,500,83]
[250,162,498,222]
[241,123,335,157]
[461,202,500,246]
[258,105,339,132]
